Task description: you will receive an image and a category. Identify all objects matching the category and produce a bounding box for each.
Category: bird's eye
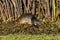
[35,23,37,25]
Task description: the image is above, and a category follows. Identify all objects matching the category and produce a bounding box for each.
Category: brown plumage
[14,13,41,27]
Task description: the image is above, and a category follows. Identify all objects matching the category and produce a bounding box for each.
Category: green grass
[0,33,60,40]
[0,21,60,40]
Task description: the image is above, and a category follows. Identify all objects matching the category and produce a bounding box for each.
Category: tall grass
[0,0,59,23]
[52,0,56,21]
[0,0,60,34]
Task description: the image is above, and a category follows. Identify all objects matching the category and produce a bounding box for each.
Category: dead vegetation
[0,0,60,34]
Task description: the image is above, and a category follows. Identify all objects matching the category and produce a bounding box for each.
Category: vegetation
[0,33,60,40]
[0,0,60,40]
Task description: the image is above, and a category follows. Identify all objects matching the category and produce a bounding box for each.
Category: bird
[14,13,41,27]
